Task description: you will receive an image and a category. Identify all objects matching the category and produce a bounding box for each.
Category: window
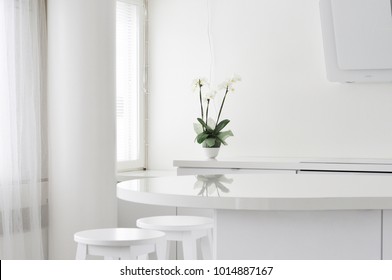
[116,0,145,171]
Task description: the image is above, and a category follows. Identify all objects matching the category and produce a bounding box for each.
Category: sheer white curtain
[0,0,46,259]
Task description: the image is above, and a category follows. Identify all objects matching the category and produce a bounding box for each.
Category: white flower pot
[203,147,220,159]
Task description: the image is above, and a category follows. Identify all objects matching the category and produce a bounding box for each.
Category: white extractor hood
[320,0,392,82]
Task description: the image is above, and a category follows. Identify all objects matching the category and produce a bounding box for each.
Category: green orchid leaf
[216,130,234,145]
[193,122,203,134]
[207,117,216,128]
[204,137,216,147]
[218,130,234,141]
[214,119,230,133]
[196,132,209,144]
[216,136,227,146]
[197,118,213,132]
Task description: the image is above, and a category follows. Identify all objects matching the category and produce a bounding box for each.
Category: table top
[117,173,392,211]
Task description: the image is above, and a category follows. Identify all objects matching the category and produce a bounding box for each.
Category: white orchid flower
[203,89,217,101]
[230,73,242,83]
[191,77,209,92]
[217,79,229,91]
[217,74,241,92]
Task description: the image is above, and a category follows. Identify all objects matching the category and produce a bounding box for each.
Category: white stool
[136,216,214,260]
[74,228,165,260]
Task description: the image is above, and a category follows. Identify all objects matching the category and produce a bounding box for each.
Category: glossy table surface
[117,173,392,210]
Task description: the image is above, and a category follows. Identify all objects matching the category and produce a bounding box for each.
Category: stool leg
[138,254,148,260]
[141,244,159,260]
[200,230,213,260]
[156,240,170,260]
[125,244,155,260]
[76,244,87,260]
[182,233,197,260]
[148,245,158,260]
[123,251,138,260]
[121,247,139,260]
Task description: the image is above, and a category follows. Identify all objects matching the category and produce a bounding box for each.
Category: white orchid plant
[192,74,241,148]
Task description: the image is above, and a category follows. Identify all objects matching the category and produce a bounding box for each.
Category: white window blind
[116,0,145,170]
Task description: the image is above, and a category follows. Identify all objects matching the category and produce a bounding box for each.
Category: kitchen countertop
[173,157,392,172]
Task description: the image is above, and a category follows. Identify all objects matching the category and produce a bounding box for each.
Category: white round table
[117,173,392,259]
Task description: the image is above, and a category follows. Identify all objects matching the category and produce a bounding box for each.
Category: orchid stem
[199,82,204,120]
[206,99,210,126]
[198,80,205,131]
[216,87,228,127]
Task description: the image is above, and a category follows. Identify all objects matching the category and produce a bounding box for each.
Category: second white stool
[136,216,214,260]
[74,228,165,260]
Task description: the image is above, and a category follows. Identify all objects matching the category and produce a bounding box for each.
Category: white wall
[147,0,392,169]
[47,0,117,259]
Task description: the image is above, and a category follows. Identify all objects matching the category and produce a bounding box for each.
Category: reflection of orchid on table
[193,175,233,196]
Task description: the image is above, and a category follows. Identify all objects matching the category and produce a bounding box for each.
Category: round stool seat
[137,216,214,231]
[74,228,165,260]
[74,228,165,246]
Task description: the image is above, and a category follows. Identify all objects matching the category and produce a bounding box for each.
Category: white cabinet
[177,167,296,176]
[174,157,392,174]
[383,210,392,260]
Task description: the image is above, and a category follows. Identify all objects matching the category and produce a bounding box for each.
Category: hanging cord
[206,0,218,116]
[206,0,214,84]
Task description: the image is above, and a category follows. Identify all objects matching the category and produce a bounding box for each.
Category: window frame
[116,0,146,172]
